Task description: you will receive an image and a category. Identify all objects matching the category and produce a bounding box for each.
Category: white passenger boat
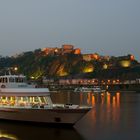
[0,74,91,125]
[74,86,105,93]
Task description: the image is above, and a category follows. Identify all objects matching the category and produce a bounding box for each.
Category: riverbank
[48,83,140,93]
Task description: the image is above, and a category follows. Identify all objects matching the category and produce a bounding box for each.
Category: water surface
[0,91,140,140]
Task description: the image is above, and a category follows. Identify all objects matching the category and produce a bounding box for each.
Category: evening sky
[0,0,140,60]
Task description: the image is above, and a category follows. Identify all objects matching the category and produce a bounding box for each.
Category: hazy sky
[0,0,140,60]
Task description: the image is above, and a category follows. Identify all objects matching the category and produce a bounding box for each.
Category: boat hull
[0,108,90,125]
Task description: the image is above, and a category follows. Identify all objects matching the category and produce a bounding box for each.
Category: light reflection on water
[0,91,140,140]
[0,122,83,140]
[75,92,140,140]
[51,91,121,108]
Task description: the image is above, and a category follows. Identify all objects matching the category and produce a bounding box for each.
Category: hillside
[0,49,140,81]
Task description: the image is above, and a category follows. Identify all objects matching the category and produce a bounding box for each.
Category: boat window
[15,78,19,83]
[1,78,8,83]
[23,78,26,83]
[15,77,25,83]
[2,78,4,83]
[5,78,8,83]
[0,96,16,106]
[18,78,22,83]
[0,78,4,83]
[15,78,20,83]
[9,77,15,83]
[20,78,24,83]
[0,96,51,107]
[34,97,39,102]
[29,97,39,103]
[39,96,47,104]
[1,96,6,100]
[18,97,26,101]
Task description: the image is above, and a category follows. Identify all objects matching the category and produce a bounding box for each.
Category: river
[0,91,140,140]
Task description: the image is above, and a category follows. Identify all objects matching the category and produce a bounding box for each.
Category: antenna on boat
[6,68,12,75]
[8,70,12,75]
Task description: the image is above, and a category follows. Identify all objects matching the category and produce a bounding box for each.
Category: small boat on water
[74,86,105,93]
[0,74,91,126]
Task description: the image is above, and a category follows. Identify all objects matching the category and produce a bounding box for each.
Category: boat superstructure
[0,74,49,93]
[74,86,105,93]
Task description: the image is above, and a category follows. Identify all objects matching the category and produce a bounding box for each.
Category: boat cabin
[0,94,53,109]
[0,75,32,88]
